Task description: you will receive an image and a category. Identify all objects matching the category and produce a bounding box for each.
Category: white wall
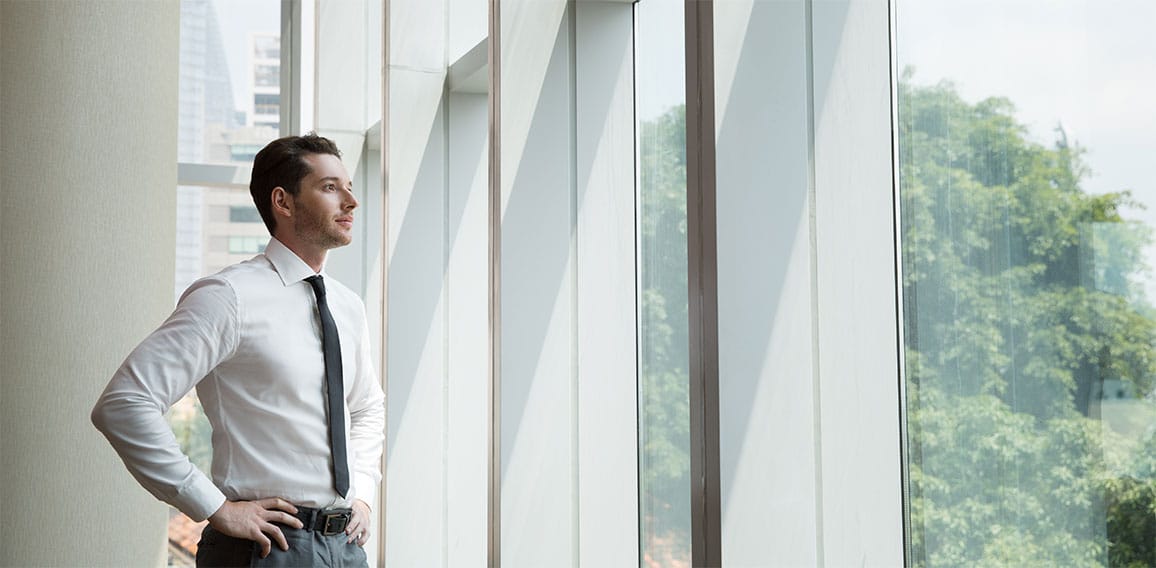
[383,0,451,559]
[0,1,179,565]
[498,3,577,563]
[713,0,903,565]
[574,3,638,565]
[385,0,494,565]
[446,91,490,567]
[498,1,638,566]
[812,1,904,565]
[714,1,819,564]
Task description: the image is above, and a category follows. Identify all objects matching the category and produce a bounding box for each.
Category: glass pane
[636,0,690,565]
[170,1,280,563]
[229,205,263,224]
[898,1,1156,566]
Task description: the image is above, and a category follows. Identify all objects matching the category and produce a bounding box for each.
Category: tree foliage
[639,104,692,566]
[900,70,1156,567]
[169,395,213,475]
[638,72,1156,567]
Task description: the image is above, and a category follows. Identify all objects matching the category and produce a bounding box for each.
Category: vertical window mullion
[683,0,721,566]
[487,0,502,566]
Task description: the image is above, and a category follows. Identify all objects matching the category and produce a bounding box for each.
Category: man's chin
[313,233,352,250]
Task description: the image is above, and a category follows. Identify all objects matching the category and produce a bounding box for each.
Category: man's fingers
[345,514,366,543]
[344,517,361,534]
[347,527,368,546]
[254,531,273,558]
[258,497,298,514]
[265,509,304,529]
[347,499,371,546]
[263,524,290,552]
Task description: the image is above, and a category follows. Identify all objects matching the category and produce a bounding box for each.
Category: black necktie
[305,275,350,497]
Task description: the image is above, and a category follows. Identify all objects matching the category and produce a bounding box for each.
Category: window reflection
[898,2,1156,565]
[637,0,691,565]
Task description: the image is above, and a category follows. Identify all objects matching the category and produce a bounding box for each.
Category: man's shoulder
[179,256,276,301]
[215,254,276,283]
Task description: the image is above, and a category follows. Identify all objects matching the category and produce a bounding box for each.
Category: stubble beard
[295,211,351,250]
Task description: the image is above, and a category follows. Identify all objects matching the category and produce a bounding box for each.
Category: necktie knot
[305,275,327,298]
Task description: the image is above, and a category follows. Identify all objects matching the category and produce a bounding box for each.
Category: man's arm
[91,278,238,520]
[343,312,386,545]
[92,277,305,557]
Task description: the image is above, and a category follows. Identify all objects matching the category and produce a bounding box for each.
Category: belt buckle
[321,511,351,536]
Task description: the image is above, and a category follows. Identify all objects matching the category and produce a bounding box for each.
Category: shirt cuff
[351,472,378,509]
[176,474,228,522]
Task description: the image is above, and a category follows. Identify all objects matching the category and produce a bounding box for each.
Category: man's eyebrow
[317,176,352,186]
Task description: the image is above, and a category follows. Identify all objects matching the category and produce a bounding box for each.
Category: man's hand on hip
[208,498,304,558]
[345,499,372,546]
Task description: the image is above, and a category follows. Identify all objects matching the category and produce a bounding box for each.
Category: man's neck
[272,233,328,273]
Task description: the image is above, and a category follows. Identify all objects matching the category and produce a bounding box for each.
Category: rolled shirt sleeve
[91,278,238,521]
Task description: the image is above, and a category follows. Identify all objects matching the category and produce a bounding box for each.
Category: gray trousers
[195,524,368,568]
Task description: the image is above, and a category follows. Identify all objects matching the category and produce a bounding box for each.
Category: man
[93,134,385,567]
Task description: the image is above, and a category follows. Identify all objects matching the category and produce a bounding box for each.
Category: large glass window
[898,1,1156,565]
[636,0,690,565]
[170,1,281,564]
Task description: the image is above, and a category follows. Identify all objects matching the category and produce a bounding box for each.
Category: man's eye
[325,184,336,191]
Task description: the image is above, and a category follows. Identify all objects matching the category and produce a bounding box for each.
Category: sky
[898,0,1156,211]
[898,0,1156,297]
[636,0,686,121]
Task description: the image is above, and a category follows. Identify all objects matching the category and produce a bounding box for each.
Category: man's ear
[271,187,293,220]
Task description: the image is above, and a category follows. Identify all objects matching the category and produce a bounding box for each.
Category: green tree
[900,69,1156,567]
[637,73,1156,568]
[640,104,692,566]
[168,395,213,475]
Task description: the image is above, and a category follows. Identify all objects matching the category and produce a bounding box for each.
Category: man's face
[289,153,358,250]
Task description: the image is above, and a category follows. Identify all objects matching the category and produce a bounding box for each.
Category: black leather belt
[292,506,353,536]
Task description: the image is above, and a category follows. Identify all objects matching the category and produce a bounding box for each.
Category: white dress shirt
[93,238,385,522]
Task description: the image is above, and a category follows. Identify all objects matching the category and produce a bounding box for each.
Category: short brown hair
[249,133,342,234]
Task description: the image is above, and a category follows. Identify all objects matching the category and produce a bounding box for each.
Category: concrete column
[383,0,451,562]
[1,1,179,565]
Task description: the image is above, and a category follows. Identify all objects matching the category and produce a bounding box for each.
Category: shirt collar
[265,237,325,286]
